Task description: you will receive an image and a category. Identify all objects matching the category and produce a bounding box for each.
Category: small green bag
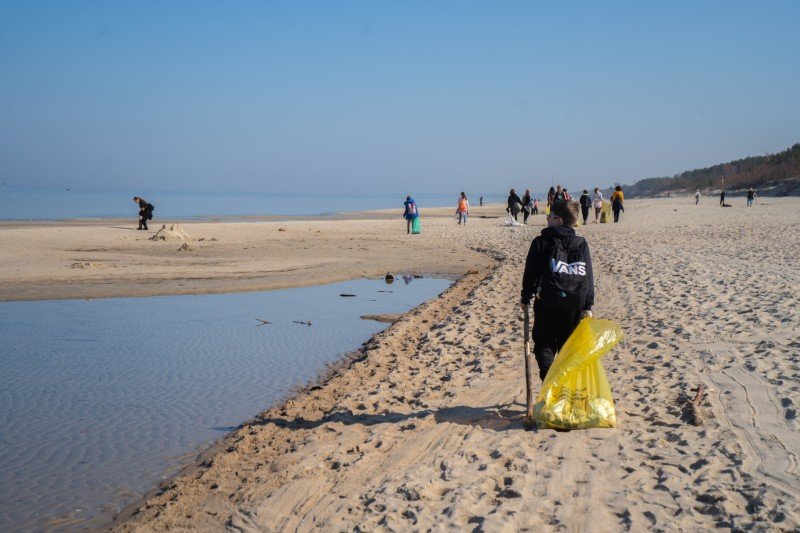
[411,217,421,234]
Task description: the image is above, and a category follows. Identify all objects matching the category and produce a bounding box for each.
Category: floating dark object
[384,272,395,284]
[255,319,272,326]
[377,290,393,293]
[293,320,313,326]
[340,293,356,297]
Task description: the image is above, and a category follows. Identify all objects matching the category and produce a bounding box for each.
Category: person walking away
[522,189,532,225]
[133,196,154,230]
[520,200,594,381]
[695,190,701,205]
[456,192,470,225]
[719,190,726,207]
[508,188,523,222]
[579,190,592,225]
[547,187,556,209]
[592,188,603,223]
[403,196,419,234]
[563,188,572,201]
[611,186,624,222]
[746,188,756,207]
[553,185,566,202]
[532,198,539,215]
[479,196,483,207]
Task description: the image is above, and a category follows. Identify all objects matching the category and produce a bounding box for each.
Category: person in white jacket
[592,188,604,223]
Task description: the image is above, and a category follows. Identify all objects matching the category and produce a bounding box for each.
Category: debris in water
[340,294,357,297]
[293,320,313,326]
[255,319,272,326]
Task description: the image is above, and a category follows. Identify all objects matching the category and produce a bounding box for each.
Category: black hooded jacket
[520,225,594,310]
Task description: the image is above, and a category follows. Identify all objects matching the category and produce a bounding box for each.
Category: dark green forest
[620,143,800,197]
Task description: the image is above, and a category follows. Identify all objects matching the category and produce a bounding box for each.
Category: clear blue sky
[1,1,798,195]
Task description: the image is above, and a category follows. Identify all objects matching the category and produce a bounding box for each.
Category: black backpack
[538,236,589,310]
[146,202,155,212]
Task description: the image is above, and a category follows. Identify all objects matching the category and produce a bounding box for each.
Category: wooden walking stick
[523,306,535,424]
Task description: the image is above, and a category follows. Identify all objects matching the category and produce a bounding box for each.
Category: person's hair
[583,190,588,194]
[550,200,579,227]
[615,185,622,191]
[460,191,467,199]
[406,195,411,200]
[133,196,140,201]
[510,188,515,194]
[556,185,562,190]
[594,188,599,192]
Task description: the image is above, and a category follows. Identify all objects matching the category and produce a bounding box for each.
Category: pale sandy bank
[0,217,496,301]
[102,197,799,531]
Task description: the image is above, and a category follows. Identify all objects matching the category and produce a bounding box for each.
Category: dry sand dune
[105,197,799,531]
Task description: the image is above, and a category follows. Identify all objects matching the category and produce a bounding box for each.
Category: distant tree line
[620,142,800,197]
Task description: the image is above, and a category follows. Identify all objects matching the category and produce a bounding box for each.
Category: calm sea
[0,186,510,221]
[0,277,452,530]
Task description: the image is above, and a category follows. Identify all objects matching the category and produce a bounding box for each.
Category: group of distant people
[402,184,627,235]
[506,184,625,225]
[694,188,758,207]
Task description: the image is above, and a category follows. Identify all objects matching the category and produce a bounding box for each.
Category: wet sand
[3,198,799,530]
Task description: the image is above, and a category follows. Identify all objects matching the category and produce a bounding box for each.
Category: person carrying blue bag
[403,195,420,234]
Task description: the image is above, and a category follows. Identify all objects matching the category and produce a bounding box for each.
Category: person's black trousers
[532,300,581,381]
[523,209,530,224]
[612,203,622,222]
[581,206,589,224]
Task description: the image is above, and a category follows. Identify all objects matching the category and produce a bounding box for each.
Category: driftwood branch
[689,384,705,426]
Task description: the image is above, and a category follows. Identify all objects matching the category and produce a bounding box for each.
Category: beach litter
[176,243,193,252]
[70,261,116,269]
[534,317,623,430]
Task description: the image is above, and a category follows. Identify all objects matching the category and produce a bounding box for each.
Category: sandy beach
[3,198,799,530]
[0,207,503,302]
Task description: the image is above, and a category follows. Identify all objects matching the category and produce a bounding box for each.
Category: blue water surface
[0,186,512,220]
[0,277,451,531]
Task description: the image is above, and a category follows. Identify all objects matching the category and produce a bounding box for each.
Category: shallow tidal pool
[0,276,451,531]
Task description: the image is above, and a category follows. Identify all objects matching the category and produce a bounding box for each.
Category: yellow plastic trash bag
[599,202,612,223]
[534,317,623,430]
[544,206,551,215]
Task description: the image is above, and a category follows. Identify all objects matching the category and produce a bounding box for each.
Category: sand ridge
[109,197,800,531]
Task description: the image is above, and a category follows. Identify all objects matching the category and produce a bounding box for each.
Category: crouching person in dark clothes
[133,196,154,230]
[520,200,595,381]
